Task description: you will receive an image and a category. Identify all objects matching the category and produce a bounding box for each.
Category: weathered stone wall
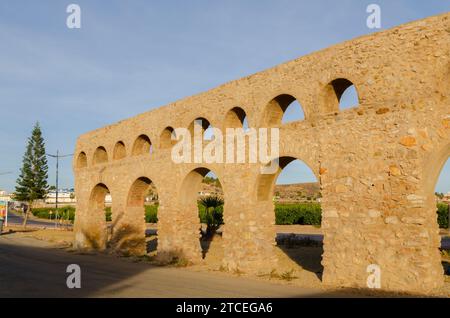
[73,13,450,294]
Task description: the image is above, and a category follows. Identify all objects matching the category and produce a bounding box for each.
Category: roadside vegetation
[27,202,448,229]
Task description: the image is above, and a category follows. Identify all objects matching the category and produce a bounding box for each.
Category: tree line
[14,122,49,227]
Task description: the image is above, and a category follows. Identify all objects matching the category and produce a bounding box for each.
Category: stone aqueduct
[73,13,450,294]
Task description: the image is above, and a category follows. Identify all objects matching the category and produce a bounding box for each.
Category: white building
[45,189,76,204]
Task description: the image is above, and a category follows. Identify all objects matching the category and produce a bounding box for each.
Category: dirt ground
[3,224,449,297]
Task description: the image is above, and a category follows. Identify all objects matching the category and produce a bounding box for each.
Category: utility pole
[47,151,73,227]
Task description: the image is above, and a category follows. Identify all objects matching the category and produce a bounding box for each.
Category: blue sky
[0,0,448,193]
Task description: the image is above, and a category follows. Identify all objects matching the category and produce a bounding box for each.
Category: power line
[46,151,73,228]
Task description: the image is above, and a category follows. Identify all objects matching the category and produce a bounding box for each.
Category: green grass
[29,202,449,229]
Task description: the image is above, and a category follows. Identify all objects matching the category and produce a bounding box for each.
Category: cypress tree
[15,122,49,227]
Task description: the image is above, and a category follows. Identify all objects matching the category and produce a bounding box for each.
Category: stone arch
[423,141,450,196]
[262,94,306,126]
[224,107,248,128]
[92,146,108,165]
[160,126,177,149]
[113,141,127,160]
[76,151,88,168]
[128,177,155,207]
[87,183,111,250]
[323,78,360,112]
[179,167,225,259]
[132,134,152,156]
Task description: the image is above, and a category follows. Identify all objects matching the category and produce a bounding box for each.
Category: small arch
[324,78,359,112]
[93,146,108,165]
[180,168,224,258]
[113,141,126,160]
[188,117,213,141]
[76,152,87,168]
[224,107,248,129]
[128,177,155,207]
[424,142,450,195]
[256,156,323,279]
[257,156,318,201]
[132,134,152,156]
[263,94,305,126]
[160,127,177,149]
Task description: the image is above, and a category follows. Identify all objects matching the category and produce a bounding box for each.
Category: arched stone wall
[73,13,450,294]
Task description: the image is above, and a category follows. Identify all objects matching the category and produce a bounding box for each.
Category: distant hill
[274,182,321,203]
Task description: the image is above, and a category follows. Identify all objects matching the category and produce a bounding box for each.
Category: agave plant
[198,195,224,239]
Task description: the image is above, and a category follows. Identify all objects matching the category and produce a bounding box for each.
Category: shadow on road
[0,232,447,298]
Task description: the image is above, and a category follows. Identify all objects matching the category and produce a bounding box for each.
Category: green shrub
[437,203,449,229]
[275,203,322,225]
[31,206,76,221]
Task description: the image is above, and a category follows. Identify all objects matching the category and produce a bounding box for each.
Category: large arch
[224,107,248,129]
[86,183,111,250]
[110,177,158,255]
[413,141,450,287]
[132,134,152,156]
[72,13,450,294]
[92,146,108,165]
[255,156,324,276]
[322,78,360,112]
[160,126,177,149]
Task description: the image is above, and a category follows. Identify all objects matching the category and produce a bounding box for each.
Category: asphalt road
[0,235,339,298]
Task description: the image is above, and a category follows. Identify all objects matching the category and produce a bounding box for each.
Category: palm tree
[199,195,224,239]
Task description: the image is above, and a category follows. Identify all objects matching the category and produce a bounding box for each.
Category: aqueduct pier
[73,13,450,294]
